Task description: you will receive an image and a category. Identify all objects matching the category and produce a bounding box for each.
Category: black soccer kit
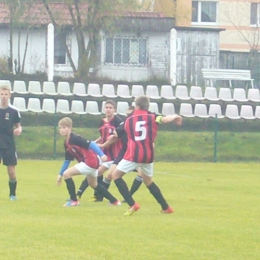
[0,105,21,165]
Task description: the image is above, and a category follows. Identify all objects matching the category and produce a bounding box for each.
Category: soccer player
[0,85,22,200]
[92,105,144,201]
[112,95,182,215]
[76,100,123,201]
[57,117,121,207]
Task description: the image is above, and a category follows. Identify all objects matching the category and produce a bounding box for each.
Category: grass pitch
[0,161,259,260]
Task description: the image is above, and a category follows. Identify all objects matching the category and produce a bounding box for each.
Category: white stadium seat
[72,83,88,97]
[13,80,28,94]
[56,99,72,114]
[160,85,176,100]
[146,85,160,99]
[28,81,43,95]
[42,99,56,113]
[27,98,42,113]
[180,103,194,117]
[225,104,240,119]
[71,100,86,115]
[194,104,209,118]
[87,83,103,97]
[57,82,73,96]
[175,85,190,100]
[240,105,255,120]
[117,84,132,99]
[43,82,58,95]
[190,86,205,101]
[208,104,224,119]
[12,97,28,112]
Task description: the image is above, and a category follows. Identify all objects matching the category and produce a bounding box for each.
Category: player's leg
[129,168,143,195]
[63,166,81,206]
[4,148,18,200]
[141,163,173,214]
[87,173,120,205]
[90,164,109,201]
[113,160,140,214]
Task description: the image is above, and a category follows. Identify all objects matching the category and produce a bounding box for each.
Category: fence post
[53,111,57,159]
[214,114,218,162]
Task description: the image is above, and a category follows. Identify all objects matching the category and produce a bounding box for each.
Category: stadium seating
[204,87,219,101]
[117,84,132,99]
[208,104,224,119]
[71,100,86,115]
[180,103,194,117]
[149,102,159,113]
[87,83,103,97]
[190,86,205,101]
[194,104,209,118]
[28,81,43,95]
[225,104,240,119]
[42,98,56,113]
[57,82,73,96]
[146,85,160,99]
[27,98,42,113]
[72,83,88,97]
[102,84,117,98]
[86,101,101,115]
[240,105,255,120]
[12,97,28,112]
[247,89,260,102]
[175,85,190,100]
[13,80,28,94]
[255,106,260,119]
[161,103,175,115]
[56,99,72,114]
[117,101,129,116]
[43,81,58,95]
[131,85,145,97]
[160,85,176,100]
[219,88,234,102]
[233,88,248,102]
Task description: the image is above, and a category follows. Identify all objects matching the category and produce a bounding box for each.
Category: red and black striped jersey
[98,115,123,161]
[123,109,161,163]
[64,133,100,169]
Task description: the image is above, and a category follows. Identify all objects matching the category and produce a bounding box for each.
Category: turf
[0,161,259,260]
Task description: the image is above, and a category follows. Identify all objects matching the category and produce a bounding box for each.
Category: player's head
[126,105,135,116]
[58,117,73,128]
[58,117,72,137]
[134,96,150,110]
[104,99,117,118]
[0,85,11,106]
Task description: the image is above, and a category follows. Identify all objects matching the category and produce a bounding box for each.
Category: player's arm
[89,141,107,162]
[94,136,102,143]
[98,130,118,148]
[13,122,22,136]
[157,115,182,126]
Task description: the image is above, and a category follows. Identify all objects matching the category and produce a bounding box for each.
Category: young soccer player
[76,100,123,201]
[0,85,22,200]
[57,117,121,207]
[89,105,143,202]
[112,95,182,215]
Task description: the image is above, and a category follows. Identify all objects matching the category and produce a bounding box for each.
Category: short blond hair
[134,95,150,110]
[58,117,73,128]
[0,85,11,92]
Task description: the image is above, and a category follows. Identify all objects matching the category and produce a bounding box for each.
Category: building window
[105,37,148,66]
[54,32,67,65]
[251,3,260,25]
[192,1,217,24]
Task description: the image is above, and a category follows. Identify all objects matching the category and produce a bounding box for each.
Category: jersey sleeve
[115,122,125,138]
[70,133,91,149]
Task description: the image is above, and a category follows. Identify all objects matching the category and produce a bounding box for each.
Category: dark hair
[105,99,117,109]
[134,96,150,110]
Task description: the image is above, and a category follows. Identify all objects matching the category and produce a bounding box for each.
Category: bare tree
[42,0,139,80]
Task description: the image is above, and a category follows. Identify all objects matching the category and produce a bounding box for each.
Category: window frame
[250,3,260,26]
[104,36,148,66]
[192,0,218,25]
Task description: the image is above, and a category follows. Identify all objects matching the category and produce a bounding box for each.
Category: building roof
[0,2,165,26]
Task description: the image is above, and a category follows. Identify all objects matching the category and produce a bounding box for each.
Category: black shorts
[0,147,17,166]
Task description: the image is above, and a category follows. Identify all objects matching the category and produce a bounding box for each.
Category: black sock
[65,178,77,201]
[95,184,117,203]
[114,178,135,206]
[130,175,142,195]
[93,175,104,199]
[147,182,169,210]
[77,178,89,197]
[97,178,111,201]
[9,179,17,196]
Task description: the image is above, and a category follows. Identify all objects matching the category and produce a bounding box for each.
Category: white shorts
[101,160,114,169]
[74,162,98,177]
[117,159,153,177]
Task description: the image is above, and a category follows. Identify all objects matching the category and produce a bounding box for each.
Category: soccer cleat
[109,200,121,206]
[161,206,174,214]
[76,195,81,201]
[124,202,140,216]
[63,200,80,207]
[9,195,17,201]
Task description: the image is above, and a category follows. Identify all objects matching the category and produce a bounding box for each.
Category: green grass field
[0,161,259,260]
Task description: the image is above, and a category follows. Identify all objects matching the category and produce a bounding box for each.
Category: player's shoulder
[8,104,19,112]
